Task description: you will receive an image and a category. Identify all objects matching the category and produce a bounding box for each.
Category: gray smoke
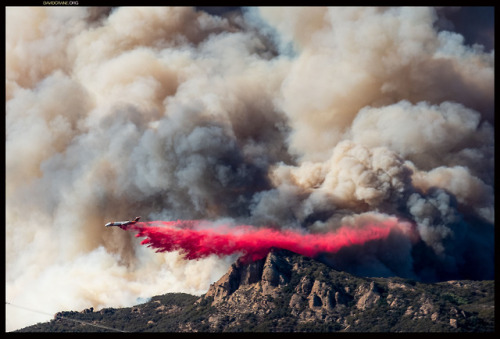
[6,7,493,331]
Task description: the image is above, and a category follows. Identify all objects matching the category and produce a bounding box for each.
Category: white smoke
[6,6,493,331]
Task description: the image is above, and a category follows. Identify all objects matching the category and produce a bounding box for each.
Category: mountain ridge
[15,249,494,332]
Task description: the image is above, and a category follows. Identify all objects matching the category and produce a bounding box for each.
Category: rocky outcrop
[355,281,380,310]
[206,249,297,304]
[262,251,291,293]
[308,280,335,311]
[205,256,265,303]
[202,249,377,326]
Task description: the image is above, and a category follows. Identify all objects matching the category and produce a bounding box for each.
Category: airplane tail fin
[134,216,141,222]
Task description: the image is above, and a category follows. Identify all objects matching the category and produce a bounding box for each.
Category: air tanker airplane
[105,216,141,228]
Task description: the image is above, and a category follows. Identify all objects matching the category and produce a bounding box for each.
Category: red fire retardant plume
[123,219,414,263]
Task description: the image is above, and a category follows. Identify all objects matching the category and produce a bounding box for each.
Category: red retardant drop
[123,219,415,264]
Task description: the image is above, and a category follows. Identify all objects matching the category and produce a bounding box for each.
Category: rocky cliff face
[196,249,494,331]
[205,249,291,302]
[204,249,385,316]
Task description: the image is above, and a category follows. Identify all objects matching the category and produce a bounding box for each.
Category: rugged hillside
[16,249,494,332]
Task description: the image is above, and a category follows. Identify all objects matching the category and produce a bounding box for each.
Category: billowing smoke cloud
[6,6,493,331]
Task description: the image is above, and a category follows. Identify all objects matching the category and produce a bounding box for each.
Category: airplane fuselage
[105,221,132,227]
[105,217,141,228]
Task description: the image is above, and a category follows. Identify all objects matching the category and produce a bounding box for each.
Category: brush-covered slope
[16,249,494,332]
